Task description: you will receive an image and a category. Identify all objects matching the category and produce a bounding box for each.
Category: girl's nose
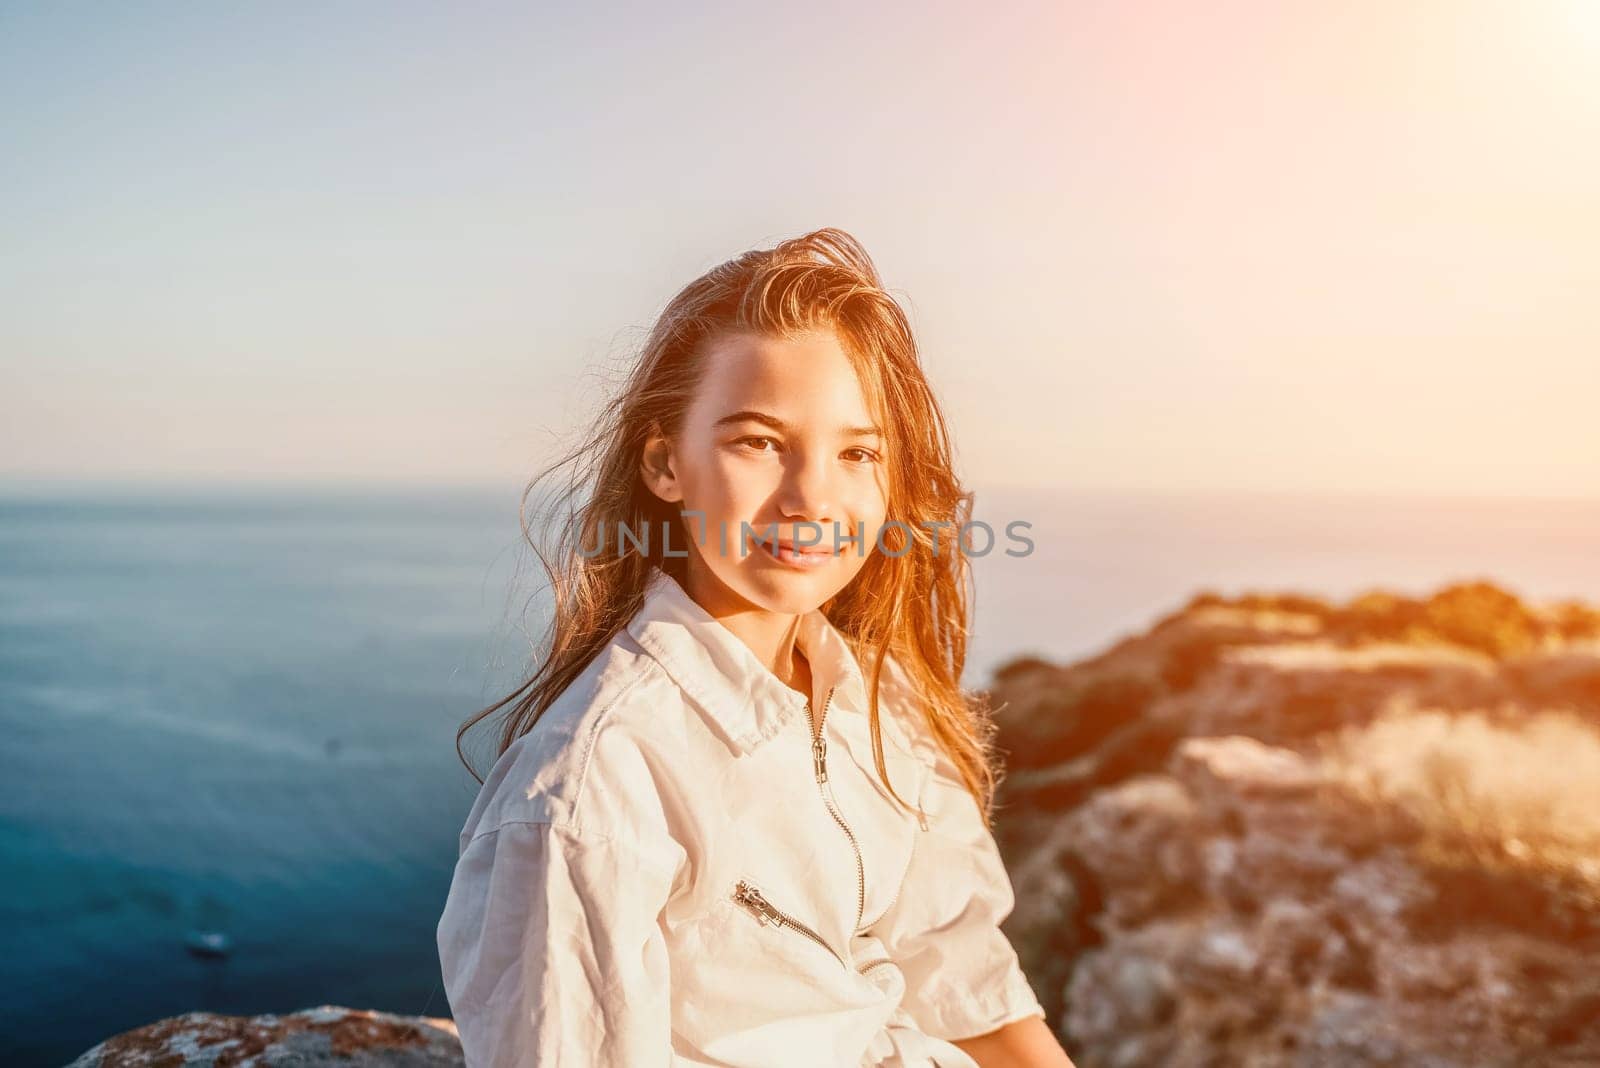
[778,456,836,526]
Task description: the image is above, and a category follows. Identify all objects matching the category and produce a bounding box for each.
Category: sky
[2,0,1597,498]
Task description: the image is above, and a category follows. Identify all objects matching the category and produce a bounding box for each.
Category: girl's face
[642,329,890,617]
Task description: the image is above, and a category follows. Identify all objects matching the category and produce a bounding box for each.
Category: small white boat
[185,930,233,959]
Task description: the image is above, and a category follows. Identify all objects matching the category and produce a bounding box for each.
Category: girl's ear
[639,424,683,505]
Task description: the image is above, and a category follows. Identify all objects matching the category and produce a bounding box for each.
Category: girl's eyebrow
[712,409,882,438]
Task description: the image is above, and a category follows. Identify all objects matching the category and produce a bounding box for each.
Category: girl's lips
[751,536,839,570]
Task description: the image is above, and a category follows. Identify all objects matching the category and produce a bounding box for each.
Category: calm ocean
[3,482,1597,1065]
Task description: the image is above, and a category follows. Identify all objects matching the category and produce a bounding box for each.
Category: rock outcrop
[990,580,1600,1068]
[67,1007,463,1067]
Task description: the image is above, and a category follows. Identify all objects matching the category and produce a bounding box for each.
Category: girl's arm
[864,737,1076,1064]
[437,818,679,1067]
[951,1014,1079,1068]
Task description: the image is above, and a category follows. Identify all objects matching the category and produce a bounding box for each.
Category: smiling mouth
[751,537,840,569]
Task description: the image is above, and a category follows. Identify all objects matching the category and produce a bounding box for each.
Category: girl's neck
[680,559,812,701]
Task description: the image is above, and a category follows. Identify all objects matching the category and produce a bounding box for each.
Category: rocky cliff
[67,1007,462,1066]
[990,580,1600,1067]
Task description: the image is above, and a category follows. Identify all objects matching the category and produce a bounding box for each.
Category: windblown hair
[455,227,1006,823]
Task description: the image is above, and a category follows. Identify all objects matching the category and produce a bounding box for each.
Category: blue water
[3,482,1597,1065]
[0,484,529,1066]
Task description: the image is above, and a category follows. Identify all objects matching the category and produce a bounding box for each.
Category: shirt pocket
[699,871,905,987]
[840,717,936,824]
[835,732,937,931]
[673,877,887,1048]
[729,875,851,972]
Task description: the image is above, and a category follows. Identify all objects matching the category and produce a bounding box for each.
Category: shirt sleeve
[436,818,678,1067]
[869,744,1048,1042]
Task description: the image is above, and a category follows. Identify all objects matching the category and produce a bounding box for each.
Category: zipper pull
[734,881,782,927]
[916,804,930,831]
[811,684,836,784]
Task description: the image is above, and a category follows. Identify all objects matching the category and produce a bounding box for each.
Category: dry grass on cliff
[1320,701,1600,893]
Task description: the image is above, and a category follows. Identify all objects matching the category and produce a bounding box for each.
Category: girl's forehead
[692,331,882,424]
[701,329,848,371]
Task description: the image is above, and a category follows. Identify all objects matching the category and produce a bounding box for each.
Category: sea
[2,481,1597,1065]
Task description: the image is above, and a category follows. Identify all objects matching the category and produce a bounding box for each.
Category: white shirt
[436,567,1046,1066]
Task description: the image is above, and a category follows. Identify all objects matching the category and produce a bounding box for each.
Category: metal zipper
[732,878,844,967]
[723,683,880,975]
[807,684,869,934]
[728,684,931,976]
[731,879,899,977]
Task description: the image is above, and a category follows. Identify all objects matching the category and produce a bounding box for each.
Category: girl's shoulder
[456,633,692,858]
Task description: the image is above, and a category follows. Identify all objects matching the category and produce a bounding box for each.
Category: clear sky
[3,1,1596,498]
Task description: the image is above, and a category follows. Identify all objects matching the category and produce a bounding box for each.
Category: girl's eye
[736,436,778,453]
[843,447,881,464]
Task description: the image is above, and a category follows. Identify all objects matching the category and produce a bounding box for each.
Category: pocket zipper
[732,879,889,976]
[732,879,844,968]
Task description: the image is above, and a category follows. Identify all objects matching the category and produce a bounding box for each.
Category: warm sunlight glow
[1556,0,1600,50]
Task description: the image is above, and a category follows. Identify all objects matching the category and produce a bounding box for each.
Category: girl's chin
[732,558,860,609]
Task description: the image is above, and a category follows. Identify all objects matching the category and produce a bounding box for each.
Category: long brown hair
[455,227,1006,822]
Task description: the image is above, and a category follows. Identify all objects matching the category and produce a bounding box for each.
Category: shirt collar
[625,567,877,754]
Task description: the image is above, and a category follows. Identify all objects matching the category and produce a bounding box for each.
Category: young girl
[436,229,1076,1067]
